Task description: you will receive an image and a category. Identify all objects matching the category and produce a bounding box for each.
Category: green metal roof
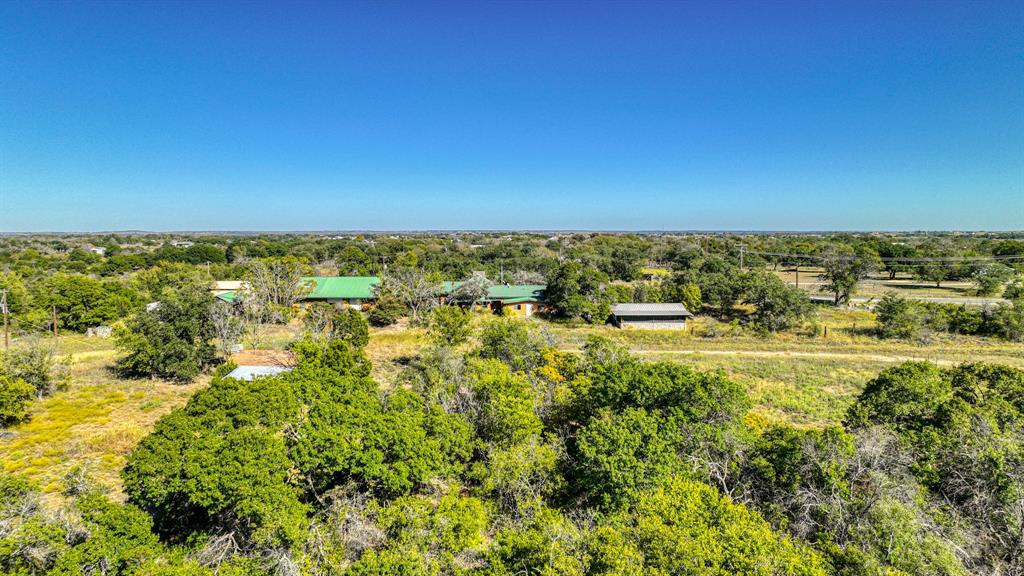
[303,276,380,300]
[216,291,238,303]
[486,284,546,302]
[444,283,546,303]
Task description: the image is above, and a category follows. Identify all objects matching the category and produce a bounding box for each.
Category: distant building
[610,303,693,329]
[86,326,113,338]
[83,244,106,256]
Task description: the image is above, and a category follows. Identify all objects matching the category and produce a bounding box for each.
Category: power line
[743,249,1024,263]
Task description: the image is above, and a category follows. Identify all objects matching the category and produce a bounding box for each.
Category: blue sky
[1,0,1021,231]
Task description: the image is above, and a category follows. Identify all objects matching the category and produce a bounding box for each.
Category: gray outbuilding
[610,303,693,329]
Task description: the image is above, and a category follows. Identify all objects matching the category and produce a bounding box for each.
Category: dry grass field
[0,351,204,504]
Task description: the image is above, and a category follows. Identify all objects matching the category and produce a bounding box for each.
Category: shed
[610,303,693,329]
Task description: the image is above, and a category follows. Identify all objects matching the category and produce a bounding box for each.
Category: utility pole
[51,305,57,337]
[795,266,800,290]
[1,289,8,351]
[739,245,745,270]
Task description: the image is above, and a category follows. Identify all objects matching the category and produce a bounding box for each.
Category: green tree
[744,272,812,332]
[123,374,310,547]
[589,478,827,576]
[845,362,952,428]
[478,318,547,373]
[366,294,406,327]
[545,261,611,323]
[671,282,702,313]
[818,245,881,306]
[845,362,1024,573]
[972,262,1014,296]
[332,306,370,348]
[673,257,745,317]
[466,359,543,447]
[337,244,373,275]
[576,407,686,505]
[114,282,217,381]
[35,273,139,332]
[0,272,31,316]
[292,383,473,498]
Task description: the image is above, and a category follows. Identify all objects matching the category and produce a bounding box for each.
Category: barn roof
[610,303,694,317]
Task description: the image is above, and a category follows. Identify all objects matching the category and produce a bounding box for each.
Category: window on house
[515,304,522,310]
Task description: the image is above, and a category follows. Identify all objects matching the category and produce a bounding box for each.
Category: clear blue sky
[1,0,1021,232]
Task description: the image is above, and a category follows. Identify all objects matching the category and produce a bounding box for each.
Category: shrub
[367,295,405,327]
[0,376,34,426]
[334,306,370,348]
[875,295,925,340]
[478,318,547,373]
[0,339,69,398]
[590,478,827,575]
[428,305,473,346]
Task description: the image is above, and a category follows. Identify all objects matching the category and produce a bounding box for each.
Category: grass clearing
[0,354,204,504]
[643,351,885,428]
[772,268,979,299]
[542,307,1024,427]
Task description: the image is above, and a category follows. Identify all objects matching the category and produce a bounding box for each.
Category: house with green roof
[486,284,548,316]
[213,276,380,309]
[442,282,548,316]
[213,276,547,316]
[302,276,380,308]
